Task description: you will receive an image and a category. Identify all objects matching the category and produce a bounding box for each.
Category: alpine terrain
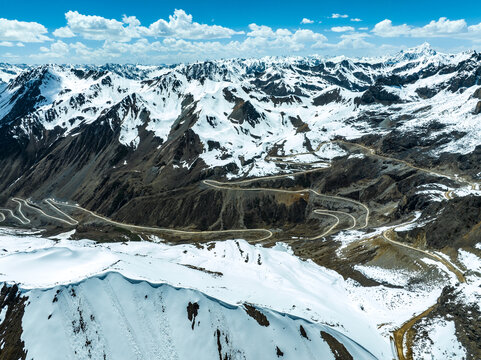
[0,43,480,359]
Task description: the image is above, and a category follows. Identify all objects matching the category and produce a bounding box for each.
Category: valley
[0,44,480,359]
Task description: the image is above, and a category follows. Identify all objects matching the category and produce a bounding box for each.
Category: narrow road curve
[310,211,340,239]
[11,199,31,224]
[382,229,465,283]
[12,198,78,226]
[203,179,369,230]
[43,198,79,226]
[0,209,27,225]
[47,199,275,241]
[392,304,437,360]
[0,198,31,225]
[383,228,465,360]
[337,140,480,190]
[4,141,368,241]
[314,209,356,231]
[444,190,454,200]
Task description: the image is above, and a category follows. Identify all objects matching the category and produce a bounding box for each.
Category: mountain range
[0,43,480,359]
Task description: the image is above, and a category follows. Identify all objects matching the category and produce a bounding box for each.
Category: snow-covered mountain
[0,230,386,360]
[1,44,481,359]
[1,44,480,180]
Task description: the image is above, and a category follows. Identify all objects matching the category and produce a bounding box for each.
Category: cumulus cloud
[315,32,373,50]
[53,11,145,42]
[148,9,243,39]
[13,10,481,64]
[468,23,481,33]
[244,26,327,52]
[331,26,355,33]
[331,14,348,19]
[53,26,75,38]
[336,33,374,49]
[411,17,466,37]
[373,17,467,38]
[0,18,51,42]
[32,22,332,64]
[53,9,242,42]
[372,20,411,37]
[293,29,327,42]
[247,24,291,38]
[39,40,70,58]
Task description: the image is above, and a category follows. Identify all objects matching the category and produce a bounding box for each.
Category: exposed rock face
[0,284,27,360]
[475,101,481,115]
[229,100,263,127]
[313,88,342,106]
[357,84,401,105]
[1,48,481,359]
[0,46,480,252]
[473,87,481,99]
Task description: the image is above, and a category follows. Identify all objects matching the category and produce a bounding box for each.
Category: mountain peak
[398,42,437,59]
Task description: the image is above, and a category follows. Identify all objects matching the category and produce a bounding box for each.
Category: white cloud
[122,15,141,27]
[293,29,327,42]
[468,23,481,33]
[331,26,355,33]
[31,23,331,64]
[0,41,13,47]
[56,11,145,42]
[314,33,373,50]
[301,18,314,24]
[372,20,411,37]
[244,27,327,52]
[15,11,481,64]
[53,9,242,42]
[336,33,374,49]
[148,9,243,39]
[411,17,466,37]
[53,26,76,38]
[247,25,326,46]
[38,40,70,58]
[0,18,51,42]
[373,17,467,38]
[247,24,291,38]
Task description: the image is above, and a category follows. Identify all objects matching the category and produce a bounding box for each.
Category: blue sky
[1,0,481,64]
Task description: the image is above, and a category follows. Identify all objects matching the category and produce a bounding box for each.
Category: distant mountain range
[1,44,481,359]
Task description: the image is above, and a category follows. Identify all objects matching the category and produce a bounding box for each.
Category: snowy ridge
[1,44,481,178]
[21,272,377,360]
[0,228,448,359]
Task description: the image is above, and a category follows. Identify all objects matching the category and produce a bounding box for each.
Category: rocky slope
[0,45,480,245]
[0,44,481,359]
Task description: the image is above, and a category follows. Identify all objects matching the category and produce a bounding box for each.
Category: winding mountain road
[203,179,368,236]
[0,198,31,225]
[2,141,368,241]
[382,227,465,360]
[338,140,480,190]
[12,198,79,226]
[40,199,275,242]
[1,139,473,360]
